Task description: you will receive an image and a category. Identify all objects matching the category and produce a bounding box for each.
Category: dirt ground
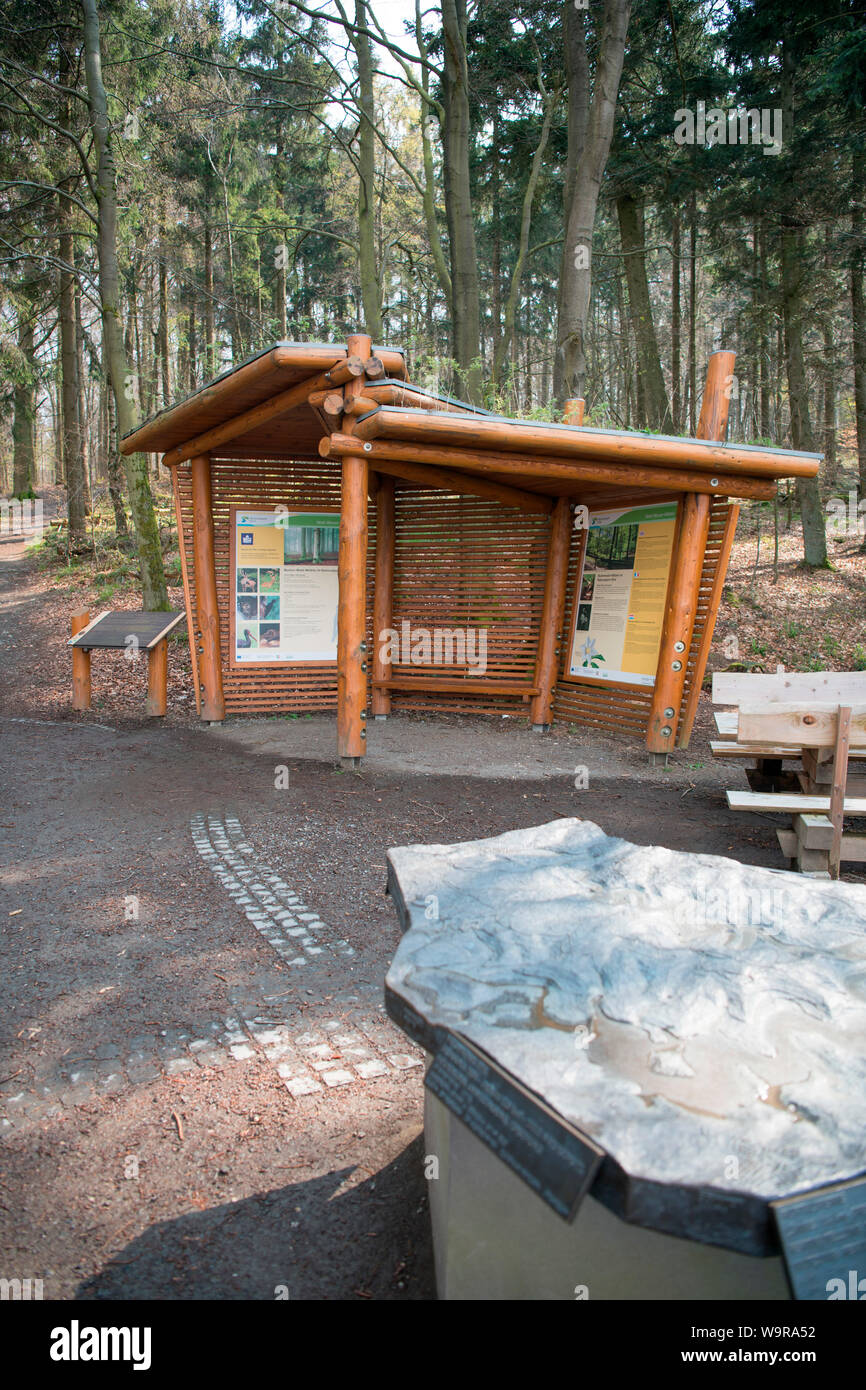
[1,523,862,1302]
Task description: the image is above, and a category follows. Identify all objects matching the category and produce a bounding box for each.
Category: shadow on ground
[76,1136,435,1301]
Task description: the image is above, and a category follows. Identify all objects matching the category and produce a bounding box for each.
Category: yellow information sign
[568,503,677,687]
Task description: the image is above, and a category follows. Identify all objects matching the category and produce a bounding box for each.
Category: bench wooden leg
[71,611,91,711]
[146,639,168,717]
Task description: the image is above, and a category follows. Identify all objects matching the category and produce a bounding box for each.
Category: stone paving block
[386,1053,423,1070]
[96,1070,127,1092]
[165,1058,196,1077]
[354,1060,388,1079]
[321,1070,354,1088]
[229,1043,256,1061]
[192,1047,229,1069]
[283,1075,323,1098]
[126,1058,162,1085]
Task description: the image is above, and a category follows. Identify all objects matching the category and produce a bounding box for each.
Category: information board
[425,1030,603,1220]
[231,508,340,664]
[568,502,677,688]
[772,1175,866,1301]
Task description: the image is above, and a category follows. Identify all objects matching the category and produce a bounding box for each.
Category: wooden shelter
[121,335,821,765]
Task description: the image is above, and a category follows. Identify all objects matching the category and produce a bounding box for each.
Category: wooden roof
[120,340,408,458]
[120,338,821,506]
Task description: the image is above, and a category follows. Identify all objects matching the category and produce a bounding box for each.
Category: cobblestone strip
[0,1011,423,1131]
[190,812,355,966]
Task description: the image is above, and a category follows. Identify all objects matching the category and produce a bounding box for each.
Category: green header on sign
[590,503,677,527]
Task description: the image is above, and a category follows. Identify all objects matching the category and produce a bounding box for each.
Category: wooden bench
[68,609,186,717]
[716,672,866,877]
[373,677,539,700]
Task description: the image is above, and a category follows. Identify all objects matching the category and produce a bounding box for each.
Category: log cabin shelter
[120,333,821,765]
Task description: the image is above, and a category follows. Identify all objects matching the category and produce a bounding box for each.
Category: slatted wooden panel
[174,460,734,734]
[678,497,735,714]
[387,489,549,715]
[175,461,549,717]
[553,497,735,738]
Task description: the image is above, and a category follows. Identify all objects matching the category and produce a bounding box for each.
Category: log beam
[346,405,818,478]
[190,453,225,723]
[337,334,372,765]
[362,455,553,514]
[530,497,572,729]
[319,433,776,502]
[646,352,734,756]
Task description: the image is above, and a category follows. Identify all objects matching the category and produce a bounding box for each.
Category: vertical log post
[531,495,573,730]
[190,453,225,723]
[564,397,586,426]
[828,705,852,880]
[372,474,395,720]
[146,640,168,717]
[337,333,372,765]
[71,610,92,711]
[646,351,735,760]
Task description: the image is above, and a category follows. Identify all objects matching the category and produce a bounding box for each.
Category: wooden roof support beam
[364,355,386,379]
[531,496,572,729]
[647,352,734,757]
[319,433,777,501]
[367,456,554,514]
[364,384,479,415]
[343,396,381,417]
[161,359,364,467]
[337,333,372,766]
[348,405,819,478]
[676,499,740,749]
[190,453,225,723]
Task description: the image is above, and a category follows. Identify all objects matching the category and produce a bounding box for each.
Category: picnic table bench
[712,671,866,877]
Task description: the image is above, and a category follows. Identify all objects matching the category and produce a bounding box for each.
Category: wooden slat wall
[176,457,346,712]
[553,496,735,739]
[386,489,549,715]
[174,461,734,736]
[175,460,548,717]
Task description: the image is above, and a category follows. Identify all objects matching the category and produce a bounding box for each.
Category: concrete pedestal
[425,1091,789,1301]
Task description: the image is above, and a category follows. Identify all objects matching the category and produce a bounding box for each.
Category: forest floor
[0,474,864,1301]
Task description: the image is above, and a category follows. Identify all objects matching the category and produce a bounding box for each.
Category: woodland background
[1,0,865,612]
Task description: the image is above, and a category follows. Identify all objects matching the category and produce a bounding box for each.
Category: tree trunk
[441,0,482,402]
[59,223,87,544]
[688,189,697,435]
[554,0,631,405]
[757,220,770,437]
[82,0,167,608]
[779,34,827,568]
[204,216,215,378]
[671,209,681,432]
[492,81,557,386]
[851,148,866,502]
[353,0,383,339]
[158,203,171,407]
[616,192,673,431]
[781,226,828,566]
[12,312,35,496]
